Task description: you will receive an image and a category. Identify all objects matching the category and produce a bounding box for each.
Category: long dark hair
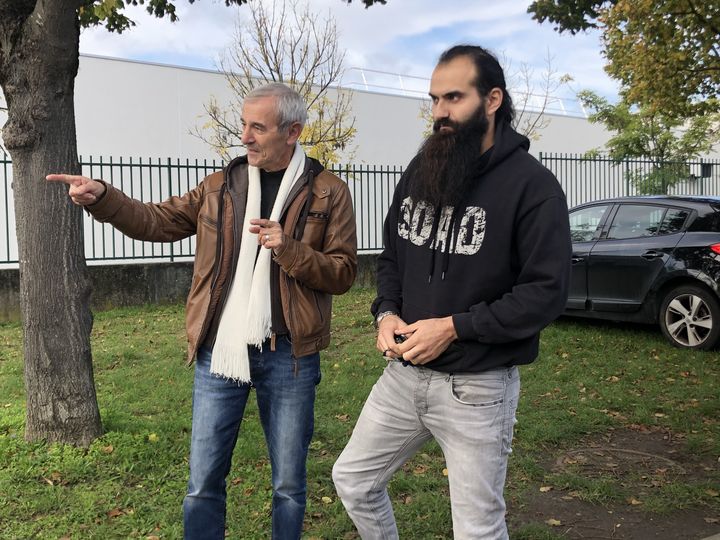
[438,45,515,126]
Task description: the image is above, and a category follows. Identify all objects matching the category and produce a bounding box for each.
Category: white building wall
[0,54,621,165]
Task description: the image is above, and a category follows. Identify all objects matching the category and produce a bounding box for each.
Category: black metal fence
[540,153,720,208]
[0,153,403,265]
[2,152,720,266]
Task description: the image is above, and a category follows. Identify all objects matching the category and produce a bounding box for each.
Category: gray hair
[245,83,308,130]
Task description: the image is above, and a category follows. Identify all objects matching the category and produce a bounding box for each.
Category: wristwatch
[374,310,398,329]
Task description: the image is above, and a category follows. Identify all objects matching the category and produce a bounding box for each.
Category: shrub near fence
[2,152,720,266]
[0,154,403,266]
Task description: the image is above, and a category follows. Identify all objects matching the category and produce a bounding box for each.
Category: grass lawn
[0,287,718,539]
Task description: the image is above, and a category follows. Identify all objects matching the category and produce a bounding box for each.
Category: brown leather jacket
[88,155,357,362]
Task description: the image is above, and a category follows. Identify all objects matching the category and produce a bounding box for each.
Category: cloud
[78,0,618,104]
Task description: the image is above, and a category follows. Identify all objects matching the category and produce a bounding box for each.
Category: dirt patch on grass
[509,427,720,539]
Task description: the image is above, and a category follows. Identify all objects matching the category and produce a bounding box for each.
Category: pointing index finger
[46,174,85,185]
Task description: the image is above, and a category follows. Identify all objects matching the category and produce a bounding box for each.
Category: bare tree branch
[507,49,571,141]
[195,0,355,164]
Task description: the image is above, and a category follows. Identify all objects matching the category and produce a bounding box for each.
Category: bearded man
[332,45,572,539]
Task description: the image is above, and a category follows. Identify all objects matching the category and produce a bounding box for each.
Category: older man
[48,83,357,540]
[333,45,571,539]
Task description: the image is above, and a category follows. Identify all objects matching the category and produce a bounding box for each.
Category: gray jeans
[333,361,520,539]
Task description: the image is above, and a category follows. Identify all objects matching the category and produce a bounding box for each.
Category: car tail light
[711,243,720,254]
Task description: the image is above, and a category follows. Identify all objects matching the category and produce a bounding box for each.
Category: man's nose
[241,129,252,144]
[432,102,449,121]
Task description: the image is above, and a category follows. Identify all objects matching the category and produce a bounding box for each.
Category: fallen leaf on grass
[321,496,333,504]
[545,518,562,526]
[706,489,719,497]
[539,486,553,493]
[442,468,448,476]
[335,414,350,422]
[148,433,159,443]
[627,497,643,506]
[413,464,428,475]
[704,517,719,524]
[107,508,124,518]
[102,445,114,454]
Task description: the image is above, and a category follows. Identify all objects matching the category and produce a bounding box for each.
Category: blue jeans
[333,362,520,539]
[183,337,321,540]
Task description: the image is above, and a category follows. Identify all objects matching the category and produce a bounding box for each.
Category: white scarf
[211,143,306,381]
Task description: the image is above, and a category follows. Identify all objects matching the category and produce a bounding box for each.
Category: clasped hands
[376,314,457,365]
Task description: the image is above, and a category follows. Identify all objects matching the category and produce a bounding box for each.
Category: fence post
[167,157,174,262]
[623,159,630,197]
[2,150,10,262]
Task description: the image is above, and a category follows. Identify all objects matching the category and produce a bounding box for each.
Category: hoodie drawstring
[441,205,462,281]
[427,204,442,282]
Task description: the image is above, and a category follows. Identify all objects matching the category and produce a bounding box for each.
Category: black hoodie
[372,122,572,373]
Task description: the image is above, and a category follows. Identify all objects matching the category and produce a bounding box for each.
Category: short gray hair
[245,83,308,130]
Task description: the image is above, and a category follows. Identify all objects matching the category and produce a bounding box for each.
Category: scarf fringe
[209,343,252,383]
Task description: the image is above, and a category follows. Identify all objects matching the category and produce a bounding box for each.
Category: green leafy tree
[197,0,356,165]
[0,0,377,447]
[529,0,720,116]
[579,90,720,193]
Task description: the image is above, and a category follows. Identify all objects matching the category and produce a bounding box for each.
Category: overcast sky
[79,0,619,112]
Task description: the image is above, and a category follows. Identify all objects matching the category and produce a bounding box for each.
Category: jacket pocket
[300,198,330,249]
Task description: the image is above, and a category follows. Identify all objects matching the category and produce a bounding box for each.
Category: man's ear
[287,122,303,145]
[485,88,503,117]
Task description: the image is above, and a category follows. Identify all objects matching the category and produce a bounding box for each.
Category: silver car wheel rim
[665,293,713,347]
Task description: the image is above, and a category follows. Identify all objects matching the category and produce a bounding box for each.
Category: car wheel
[659,285,720,349]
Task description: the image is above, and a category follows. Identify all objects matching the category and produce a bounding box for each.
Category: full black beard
[409,107,489,208]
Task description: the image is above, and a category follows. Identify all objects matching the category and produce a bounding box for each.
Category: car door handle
[641,250,664,260]
[571,256,584,264]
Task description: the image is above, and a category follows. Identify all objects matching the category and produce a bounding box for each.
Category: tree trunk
[0,1,102,446]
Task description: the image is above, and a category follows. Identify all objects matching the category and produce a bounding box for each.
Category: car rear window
[688,208,720,232]
[659,208,690,234]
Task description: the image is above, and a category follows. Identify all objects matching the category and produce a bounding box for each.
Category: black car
[566,195,720,349]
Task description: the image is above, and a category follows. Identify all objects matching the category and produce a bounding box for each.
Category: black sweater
[372,122,572,373]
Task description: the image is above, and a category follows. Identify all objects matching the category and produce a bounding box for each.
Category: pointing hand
[46,173,106,206]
